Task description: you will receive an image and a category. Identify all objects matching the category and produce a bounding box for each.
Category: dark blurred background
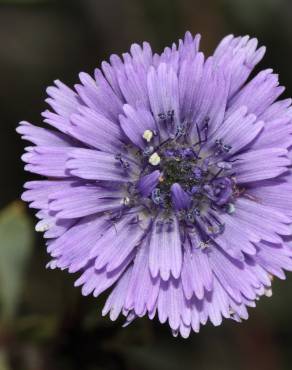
[1,0,292,369]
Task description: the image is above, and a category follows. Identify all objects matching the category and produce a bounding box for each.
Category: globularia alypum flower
[18,32,292,337]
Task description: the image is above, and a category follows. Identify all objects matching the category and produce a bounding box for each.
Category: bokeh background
[1,0,292,369]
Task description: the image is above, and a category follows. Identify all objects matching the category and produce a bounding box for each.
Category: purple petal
[75,70,123,122]
[214,35,266,97]
[22,146,73,177]
[69,106,125,153]
[171,183,191,210]
[138,170,161,197]
[149,216,182,280]
[124,239,160,316]
[17,121,74,147]
[102,267,133,320]
[229,69,284,116]
[147,63,180,140]
[119,103,157,149]
[49,184,124,219]
[233,148,290,183]
[66,148,139,182]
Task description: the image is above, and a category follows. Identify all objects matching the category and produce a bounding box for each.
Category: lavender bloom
[17,32,292,338]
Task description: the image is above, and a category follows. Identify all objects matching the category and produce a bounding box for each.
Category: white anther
[142,129,153,142]
[199,241,209,250]
[121,196,130,206]
[149,152,161,166]
[35,220,51,232]
[227,203,236,214]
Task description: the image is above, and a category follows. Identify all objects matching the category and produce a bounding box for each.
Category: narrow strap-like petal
[149,216,182,280]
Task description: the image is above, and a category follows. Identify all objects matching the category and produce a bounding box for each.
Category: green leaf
[0,349,10,370]
[0,202,34,320]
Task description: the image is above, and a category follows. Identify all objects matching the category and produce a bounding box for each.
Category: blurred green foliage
[0,202,33,320]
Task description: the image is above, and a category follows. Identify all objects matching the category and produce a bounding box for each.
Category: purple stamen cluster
[138,125,236,238]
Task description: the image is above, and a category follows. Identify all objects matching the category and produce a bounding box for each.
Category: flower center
[135,122,238,236]
[113,120,240,244]
[153,143,234,203]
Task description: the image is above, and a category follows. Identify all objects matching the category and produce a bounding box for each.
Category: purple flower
[17,32,292,338]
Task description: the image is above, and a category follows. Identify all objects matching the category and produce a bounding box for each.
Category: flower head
[17,32,292,337]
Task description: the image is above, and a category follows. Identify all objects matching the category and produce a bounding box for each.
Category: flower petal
[49,184,125,218]
[171,183,191,210]
[149,216,182,280]
[22,146,73,177]
[138,170,161,197]
[67,148,140,182]
[233,148,290,183]
[147,63,180,140]
[69,106,125,153]
[214,35,266,97]
[119,103,157,149]
[229,69,284,116]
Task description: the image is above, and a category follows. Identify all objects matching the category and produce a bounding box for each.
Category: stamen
[207,223,225,236]
[165,217,174,232]
[196,121,202,140]
[156,220,164,233]
[149,152,161,166]
[184,207,201,223]
[137,114,238,234]
[121,197,130,206]
[143,146,154,156]
[211,168,223,180]
[167,110,175,122]
[199,241,209,250]
[158,113,167,122]
[174,123,185,138]
[226,203,236,214]
[215,139,232,155]
[115,153,122,160]
[122,161,130,169]
[142,129,154,142]
[158,110,175,125]
[115,153,130,170]
[151,188,164,205]
[202,118,209,142]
